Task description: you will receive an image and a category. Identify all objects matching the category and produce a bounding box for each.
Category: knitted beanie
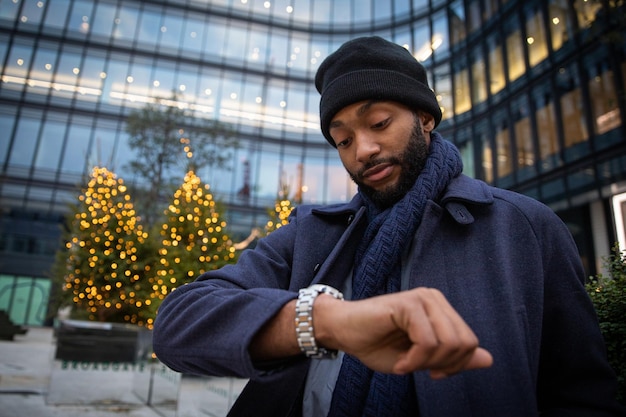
[315,36,442,147]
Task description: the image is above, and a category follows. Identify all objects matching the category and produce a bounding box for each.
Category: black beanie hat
[315,36,442,147]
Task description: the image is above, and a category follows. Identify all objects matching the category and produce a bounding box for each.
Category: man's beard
[349,116,430,209]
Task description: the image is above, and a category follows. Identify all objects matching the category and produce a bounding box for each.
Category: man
[153,37,623,416]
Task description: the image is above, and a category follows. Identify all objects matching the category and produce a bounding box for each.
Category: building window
[548,0,574,51]
[487,34,506,95]
[512,94,535,179]
[453,62,471,115]
[493,110,513,182]
[556,65,589,162]
[433,64,453,120]
[449,0,467,46]
[532,84,561,172]
[525,6,548,68]
[471,46,488,105]
[587,63,622,136]
[505,16,525,82]
[573,0,603,29]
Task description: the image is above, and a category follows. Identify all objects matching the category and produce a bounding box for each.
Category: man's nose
[355,134,381,163]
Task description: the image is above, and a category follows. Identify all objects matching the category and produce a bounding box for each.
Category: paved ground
[0,327,247,417]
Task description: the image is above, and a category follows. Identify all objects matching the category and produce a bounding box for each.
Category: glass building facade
[1,0,625,325]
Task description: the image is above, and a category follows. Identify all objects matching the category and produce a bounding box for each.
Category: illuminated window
[532,85,560,171]
[471,48,488,105]
[487,35,506,95]
[453,64,471,115]
[525,7,548,67]
[587,64,622,135]
[494,111,513,180]
[506,21,525,82]
[548,0,574,51]
[512,94,534,173]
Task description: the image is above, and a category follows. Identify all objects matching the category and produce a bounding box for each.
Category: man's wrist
[295,284,344,359]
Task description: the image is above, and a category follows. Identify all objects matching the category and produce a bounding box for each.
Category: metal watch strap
[295,284,344,359]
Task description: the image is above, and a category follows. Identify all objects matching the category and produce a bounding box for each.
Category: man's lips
[361,163,394,183]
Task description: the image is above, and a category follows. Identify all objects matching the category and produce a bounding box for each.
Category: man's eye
[336,138,351,148]
[372,118,390,129]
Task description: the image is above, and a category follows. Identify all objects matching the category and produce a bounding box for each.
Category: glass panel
[449,0,466,46]
[89,119,119,168]
[373,0,392,21]
[90,1,118,40]
[532,85,561,172]
[136,6,162,51]
[268,31,289,73]
[573,0,603,29]
[34,114,68,171]
[66,0,94,36]
[100,55,130,107]
[487,34,505,95]
[548,0,574,51]
[112,3,140,43]
[453,63,471,115]
[50,47,82,101]
[287,33,310,72]
[413,18,432,63]
[333,0,351,25]
[0,0,21,21]
[525,7,548,68]
[432,9,450,61]
[25,44,57,102]
[434,64,453,120]
[0,109,17,164]
[587,64,621,136]
[512,94,534,175]
[61,117,92,174]
[327,160,355,203]
[10,277,31,324]
[467,0,482,34]
[10,110,41,166]
[159,11,184,53]
[483,0,499,21]
[0,275,15,314]
[181,15,206,56]
[413,0,429,12]
[353,0,371,21]
[27,278,50,326]
[477,119,493,183]
[471,47,487,105]
[76,52,107,105]
[557,65,589,161]
[17,0,46,28]
[204,16,227,58]
[505,17,525,82]
[3,42,35,97]
[42,0,70,31]
[493,109,513,180]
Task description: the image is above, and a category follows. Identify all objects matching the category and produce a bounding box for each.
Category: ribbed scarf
[327,133,463,417]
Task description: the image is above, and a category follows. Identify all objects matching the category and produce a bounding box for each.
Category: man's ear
[420,112,435,133]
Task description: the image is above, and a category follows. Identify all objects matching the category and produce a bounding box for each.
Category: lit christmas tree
[148,170,236,307]
[265,180,296,235]
[52,166,153,326]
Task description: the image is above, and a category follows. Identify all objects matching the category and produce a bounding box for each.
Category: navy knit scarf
[327,133,463,417]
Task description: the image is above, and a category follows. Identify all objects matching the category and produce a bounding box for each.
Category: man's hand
[314,287,493,378]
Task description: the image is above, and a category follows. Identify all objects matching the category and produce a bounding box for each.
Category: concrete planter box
[54,319,151,363]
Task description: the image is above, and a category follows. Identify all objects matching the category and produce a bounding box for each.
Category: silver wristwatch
[295,284,344,359]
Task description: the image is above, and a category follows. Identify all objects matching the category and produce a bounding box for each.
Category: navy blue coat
[153,175,623,416]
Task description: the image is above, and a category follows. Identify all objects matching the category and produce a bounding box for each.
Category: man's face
[329,101,433,208]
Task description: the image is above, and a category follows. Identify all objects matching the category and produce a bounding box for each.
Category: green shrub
[586,245,626,404]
